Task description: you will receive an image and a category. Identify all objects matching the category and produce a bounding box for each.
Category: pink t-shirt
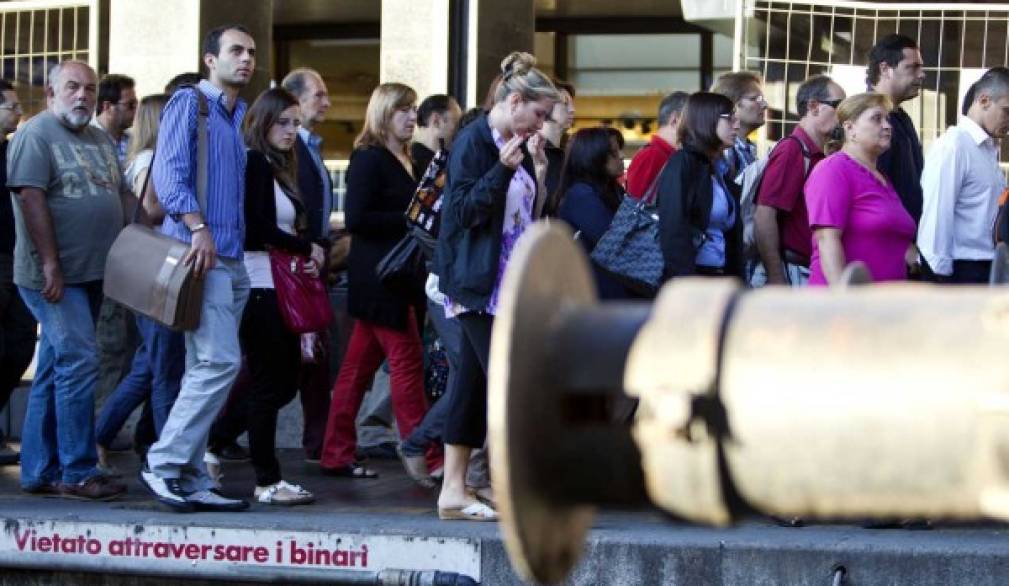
[805,151,916,285]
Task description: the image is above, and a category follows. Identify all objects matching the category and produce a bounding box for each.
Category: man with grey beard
[6,59,131,500]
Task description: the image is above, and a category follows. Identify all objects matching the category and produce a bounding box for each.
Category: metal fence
[0,0,97,116]
[737,0,1009,159]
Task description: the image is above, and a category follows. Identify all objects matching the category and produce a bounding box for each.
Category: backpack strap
[788,135,812,178]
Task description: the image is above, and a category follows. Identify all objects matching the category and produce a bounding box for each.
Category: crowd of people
[0,25,1004,523]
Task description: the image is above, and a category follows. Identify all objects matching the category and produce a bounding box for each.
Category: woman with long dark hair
[318,83,433,479]
[549,126,629,299]
[656,92,744,279]
[240,88,325,505]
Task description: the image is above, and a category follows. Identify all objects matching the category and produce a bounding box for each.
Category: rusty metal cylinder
[490,222,1009,585]
[627,279,1009,526]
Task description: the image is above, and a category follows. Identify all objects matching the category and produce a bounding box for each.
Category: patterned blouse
[445,122,536,317]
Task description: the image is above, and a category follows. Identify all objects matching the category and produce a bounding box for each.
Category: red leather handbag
[268,250,334,333]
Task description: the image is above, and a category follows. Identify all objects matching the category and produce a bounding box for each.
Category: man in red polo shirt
[626,91,688,199]
[753,75,845,286]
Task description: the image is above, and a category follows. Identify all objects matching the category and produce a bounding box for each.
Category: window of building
[741,0,1009,161]
[0,1,96,117]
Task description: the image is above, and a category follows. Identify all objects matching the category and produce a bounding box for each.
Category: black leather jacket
[435,113,538,310]
[656,144,743,279]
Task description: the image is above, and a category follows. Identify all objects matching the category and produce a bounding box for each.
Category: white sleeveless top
[244,180,298,289]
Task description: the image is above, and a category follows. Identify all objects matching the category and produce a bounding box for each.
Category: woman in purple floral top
[433,52,560,521]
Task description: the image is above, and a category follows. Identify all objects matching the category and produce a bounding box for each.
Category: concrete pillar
[379,0,534,108]
[466,0,535,108]
[108,0,272,101]
[380,0,450,99]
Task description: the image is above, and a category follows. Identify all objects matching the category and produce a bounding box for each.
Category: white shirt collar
[958,115,992,147]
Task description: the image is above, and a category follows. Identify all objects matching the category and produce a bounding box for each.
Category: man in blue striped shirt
[140,24,255,513]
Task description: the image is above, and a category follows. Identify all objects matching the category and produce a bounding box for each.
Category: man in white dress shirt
[918,67,1009,283]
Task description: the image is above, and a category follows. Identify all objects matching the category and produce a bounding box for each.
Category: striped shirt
[153,79,247,260]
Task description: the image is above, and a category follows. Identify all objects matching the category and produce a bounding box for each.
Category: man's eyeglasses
[0,103,23,112]
[740,94,767,105]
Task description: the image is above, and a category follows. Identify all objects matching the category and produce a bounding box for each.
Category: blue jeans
[18,281,104,488]
[145,259,249,492]
[747,259,810,287]
[94,314,184,447]
[400,298,462,456]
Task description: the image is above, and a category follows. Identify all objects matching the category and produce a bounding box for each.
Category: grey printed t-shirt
[7,111,125,289]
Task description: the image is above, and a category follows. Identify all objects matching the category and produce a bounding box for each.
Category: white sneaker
[254,480,315,506]
[138,469,194,512]
[203,451,222,485]
[186,489,249,512]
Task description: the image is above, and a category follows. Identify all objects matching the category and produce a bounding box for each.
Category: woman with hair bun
[435,52,560,521]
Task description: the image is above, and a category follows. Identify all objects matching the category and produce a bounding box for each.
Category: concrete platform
[0,449,1008,585]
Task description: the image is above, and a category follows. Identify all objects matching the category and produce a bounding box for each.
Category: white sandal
[254,480,315,506]
[438,501,498,521]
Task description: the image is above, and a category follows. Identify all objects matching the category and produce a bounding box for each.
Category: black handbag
[376,235,425,297]
[590,164,666,296]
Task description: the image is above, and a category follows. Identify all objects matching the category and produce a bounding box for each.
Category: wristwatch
[190,222,208,233]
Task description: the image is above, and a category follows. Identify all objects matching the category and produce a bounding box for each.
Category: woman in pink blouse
[804,92,917,285]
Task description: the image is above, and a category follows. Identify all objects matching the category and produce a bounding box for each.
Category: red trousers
[320,311,431,468]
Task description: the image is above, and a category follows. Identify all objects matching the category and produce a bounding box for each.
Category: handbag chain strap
[640,157,672,207]
[131,85,210,224]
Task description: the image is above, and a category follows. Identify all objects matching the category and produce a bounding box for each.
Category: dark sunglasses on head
[815,98,843,109]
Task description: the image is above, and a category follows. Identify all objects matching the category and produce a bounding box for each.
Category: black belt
[782,249,810,268]
[695,265,726,276]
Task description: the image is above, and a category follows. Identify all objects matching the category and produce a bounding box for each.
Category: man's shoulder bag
[103,86,209,331]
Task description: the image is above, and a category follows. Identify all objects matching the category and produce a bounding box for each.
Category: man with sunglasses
[752,76,845,286]
[93,74,136,165]
[91,73,141,455]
